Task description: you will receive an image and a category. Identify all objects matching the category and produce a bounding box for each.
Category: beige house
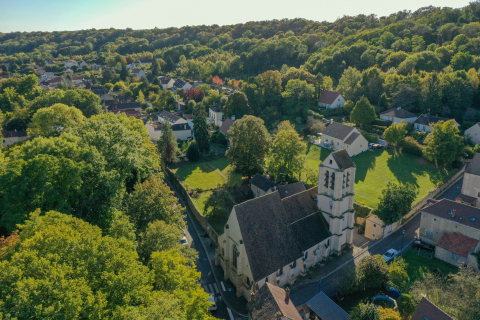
[130,68,146,78]
[249,174,277,198]
[2,130,28,148]
[364,214,401,241]
[464,123,480,145]
[461,153,480,204]
[419,198,480,269]
[216,150,356,300]
[317,91,345,109]
[209,102,225,127]
[413,114,459,132]
[379,107,417,123]
[320,122,368,157]
[160,77,175,90]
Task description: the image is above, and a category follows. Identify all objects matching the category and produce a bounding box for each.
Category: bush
[361,131,378,143]
[399,136,424,156]
[410,131,428,144]
[397,294,417,319]
[186,142,201,162]
[465,145,475,159]
[216,133,228,146]
[374,119,392,126]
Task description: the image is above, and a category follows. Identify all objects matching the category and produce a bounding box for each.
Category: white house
[64,60,78,68]
[173,79,192,92]
[317,91,346,109]
[71,76,84,86]
[465,123,480,145]
[413,114,459,132]
[160,77,175,90]
[130,68,146,78]
[320,121,368,157]
[146,111,192,141]
[215,150,356,301]
[380,107,418,123]
[209,102,225,127]
[78,61,87,68]
[2,130,28,148]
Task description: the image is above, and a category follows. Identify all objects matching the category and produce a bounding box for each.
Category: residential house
[36,68,46,76]
[146,111,192,141]
[109,102,142,113]
[130,68,146,78]
[460,153,480,207]
[465,123,480,145]
[317,91,346,109]
[71,76,84,86]
[160,77,175,90]
[64,60,78,68]
[78,61,87,68]
[45,59,55,66]
[47,77,63,88]
[138,59,152,65]
[177,101,186,111]
[364,213,402,241]
[413,114,459,132]
[301,291,350,320]
[320,121,368,157]
[410,297,454,320]
[184,114,194,138]
[114,109,141,118]
[248,283,302,320]
[379,107,418,123]
[219,117,235,137]
[173,79,192,92]
[2,130,28,148]
[65,68,74,74]
[249,174,277,198]
[90,63,102,70]
[209,102,225,127]
[216,150,356,300]
[419,198,480,269]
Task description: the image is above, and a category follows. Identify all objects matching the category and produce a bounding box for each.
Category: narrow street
[165,179,246,320]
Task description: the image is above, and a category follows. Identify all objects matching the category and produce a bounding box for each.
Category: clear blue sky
[0,0,472,33]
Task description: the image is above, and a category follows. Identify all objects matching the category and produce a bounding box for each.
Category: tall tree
[224,91,251,119]
[375,182,418,225]
[267,121,306,181]
[281,79,315,116]
[226,115,271,178]
[383,121,407,146]
[350,96,376,126]
[192,103,210,153]
[120,63,129,80]
[424,120,464,166]
[27,103,85,137]
[137,220,183,263]
[151,55,161,77]
[338,66,362,102]
[158,120,179,164]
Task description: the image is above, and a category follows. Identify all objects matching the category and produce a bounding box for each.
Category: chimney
[285,287,290,302]
[451,209,456,218]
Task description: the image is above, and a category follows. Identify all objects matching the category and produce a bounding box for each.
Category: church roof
[331,150,356,170]
[235,187,330,281]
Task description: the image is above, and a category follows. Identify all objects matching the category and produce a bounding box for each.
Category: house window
[232,244,238,269]
[329,160,332,164]
[277,267,283,276]
[265,276,268,283]
[373,224,376,227]
[477,192,480,197]
[291,260,296,268]
[425,230,434,239]
[246,277,250,285]
[304,251,308,260]
[451,252,459,261]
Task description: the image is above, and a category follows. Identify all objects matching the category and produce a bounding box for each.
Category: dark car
[412,238,434,252]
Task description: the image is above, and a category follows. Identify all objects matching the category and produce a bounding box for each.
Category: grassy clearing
[303,144,453,208]
[402,249,459,284]
[191,190,227,234]
[171,161,226,191]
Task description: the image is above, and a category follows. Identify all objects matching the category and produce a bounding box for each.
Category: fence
[164,166,219,245]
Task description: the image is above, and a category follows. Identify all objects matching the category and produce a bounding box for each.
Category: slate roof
[318,90,342,104]
[219,118,235,135]
[131,68,143,74]
[159,110,182,123]
[235,187,330,281]
[248,283,302,320]
[305,291,350,320]
[344,132,360,145]
[250,174,276,192]
[456,193,477,205]
[436,232,478,257]
[139,59,152,64]
[414,114,455,126]
[2,130,28,138]
[380,107,417,119]
[161,77,173,84]
[277,182,307,201]
[466,153,480,176]
[411,297,454,320]
[111,102,141,110]
[321,122,354,141]
[421,199,480,230]
[174,79,186,88]
[331,150,356,170]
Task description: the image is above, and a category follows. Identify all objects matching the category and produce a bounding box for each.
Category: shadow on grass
[352,151,378,183]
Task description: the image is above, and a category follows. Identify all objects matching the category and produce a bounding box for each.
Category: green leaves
[350,96,376,126]
[375,182,418,225]
[424,120,464,166]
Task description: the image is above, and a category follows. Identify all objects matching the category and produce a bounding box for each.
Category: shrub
[186,142,201,162]
[465,145,475,159]
[374,119,392,126]
[397,294,417,319]
[216,133,228,146]
[361,131,378,143]
[410,131,428,144]
[399,136,424,156]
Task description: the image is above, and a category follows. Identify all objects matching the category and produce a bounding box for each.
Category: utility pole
[401,230,405,256]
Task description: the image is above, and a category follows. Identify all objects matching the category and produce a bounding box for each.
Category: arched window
[324,170,329,187]
[232,244,238,269]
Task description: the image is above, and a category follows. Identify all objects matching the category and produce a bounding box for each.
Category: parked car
[412,237,434,252]
[382,249,399,263]
[373,144,383,150]
[180,236,188,245]
[208,295,217,311]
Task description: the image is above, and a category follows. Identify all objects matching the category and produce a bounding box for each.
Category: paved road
[437,177,463,201]
[166,180,244,320]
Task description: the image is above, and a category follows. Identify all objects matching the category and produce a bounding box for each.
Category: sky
[0,0,473,33]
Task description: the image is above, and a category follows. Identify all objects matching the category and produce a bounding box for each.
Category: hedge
[399,136,424,156]
[361,131,378,143]
[354,202,373,218]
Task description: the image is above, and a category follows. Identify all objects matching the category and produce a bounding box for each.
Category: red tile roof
[317,90,341,104]
[436,232,478,257]
[411,297,454,320]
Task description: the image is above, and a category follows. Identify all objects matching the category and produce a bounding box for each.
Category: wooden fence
[164,166,219,245]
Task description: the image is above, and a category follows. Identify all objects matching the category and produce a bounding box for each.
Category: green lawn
[402,249,459,284]
[171,161,226,191]
[303,144,453,208]
[191,190,227,234]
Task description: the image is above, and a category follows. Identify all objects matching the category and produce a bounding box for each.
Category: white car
[208,295,217,311]
[382,249,399,263]
[180,236,188,245]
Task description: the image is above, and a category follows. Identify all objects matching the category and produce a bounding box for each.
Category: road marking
[227,308,234,320]
[208,284,214,294]
[221,281,226,291]
[213,283,220,293]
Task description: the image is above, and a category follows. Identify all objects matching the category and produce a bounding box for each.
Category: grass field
[171,161,226,191]
[402,249,459,283]
[303,143,453,208]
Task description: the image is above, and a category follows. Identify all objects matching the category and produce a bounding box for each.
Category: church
[215,150,356,300]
